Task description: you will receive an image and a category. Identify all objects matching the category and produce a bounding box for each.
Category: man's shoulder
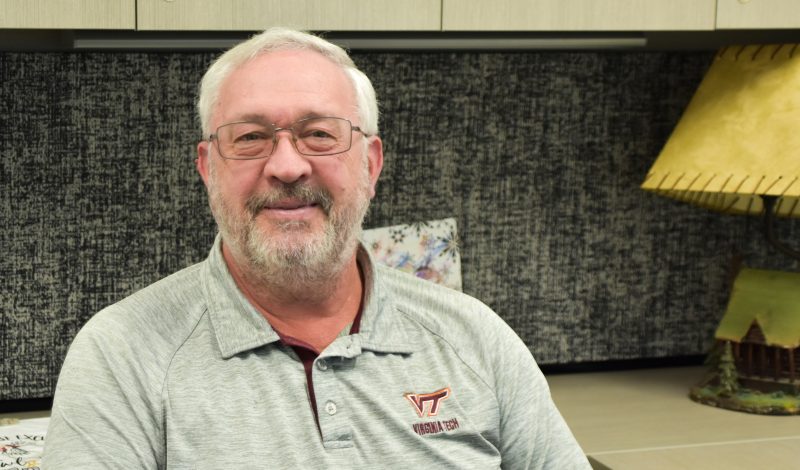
[75,260,209,358]
[376,262,486,312]
[375,263,520,349]
[115,261,207,316]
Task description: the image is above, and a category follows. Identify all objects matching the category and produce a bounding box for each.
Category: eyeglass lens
[214,117,353,159]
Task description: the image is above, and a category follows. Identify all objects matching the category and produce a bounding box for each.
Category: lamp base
[689,377,800,415]
[696,267,800,415]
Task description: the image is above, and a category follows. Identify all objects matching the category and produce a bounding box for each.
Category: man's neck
[221,241,364,352]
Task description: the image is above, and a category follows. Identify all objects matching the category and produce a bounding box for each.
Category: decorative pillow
[362,218,462,291]
[0,417,48,469]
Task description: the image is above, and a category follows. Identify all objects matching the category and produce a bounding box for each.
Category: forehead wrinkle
[225,110,350,127]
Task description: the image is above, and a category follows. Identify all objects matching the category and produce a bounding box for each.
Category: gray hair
[196,27,379,137]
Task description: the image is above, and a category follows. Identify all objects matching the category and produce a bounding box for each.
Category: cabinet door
[442,0,716,31]
[137,0,441,31]
[717,0,800,29]
[0,0,134,29]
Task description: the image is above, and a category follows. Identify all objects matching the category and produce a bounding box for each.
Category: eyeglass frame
[207,116,370,160]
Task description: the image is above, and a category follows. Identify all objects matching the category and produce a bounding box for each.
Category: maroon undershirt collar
[272,300,364,432]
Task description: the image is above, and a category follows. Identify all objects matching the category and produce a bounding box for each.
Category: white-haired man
[44,28,590,469]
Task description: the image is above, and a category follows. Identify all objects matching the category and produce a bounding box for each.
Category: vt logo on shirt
[405,387,461,436]
[404,387,451,417]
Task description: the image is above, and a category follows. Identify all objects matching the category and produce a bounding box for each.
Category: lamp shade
[641,44,800,217]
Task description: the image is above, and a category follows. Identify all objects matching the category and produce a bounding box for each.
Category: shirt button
[317,360,328,371]
[325,401,337,415]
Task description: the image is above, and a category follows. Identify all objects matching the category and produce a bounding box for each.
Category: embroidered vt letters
[404,387,451,417]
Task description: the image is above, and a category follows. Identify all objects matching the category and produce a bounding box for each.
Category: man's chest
[163,344,502,468]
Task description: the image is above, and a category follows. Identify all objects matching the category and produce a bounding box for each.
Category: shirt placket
[312,348,357,449]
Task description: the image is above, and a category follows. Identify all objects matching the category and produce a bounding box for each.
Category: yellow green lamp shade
[641,45,800,217]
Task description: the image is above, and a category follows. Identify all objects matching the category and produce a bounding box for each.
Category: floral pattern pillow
[0,417,48,469]
[362,218,462,291]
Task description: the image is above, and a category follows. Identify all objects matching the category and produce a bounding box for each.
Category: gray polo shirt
[44,235,590,469]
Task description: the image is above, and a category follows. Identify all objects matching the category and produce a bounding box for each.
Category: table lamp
[641,44,800,414]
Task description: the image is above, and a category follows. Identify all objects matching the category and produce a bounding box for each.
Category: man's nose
[262,130,312,184]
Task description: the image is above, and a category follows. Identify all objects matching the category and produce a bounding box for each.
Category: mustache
[245,183,334,217]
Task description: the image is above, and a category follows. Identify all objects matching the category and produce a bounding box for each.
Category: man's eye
[236,132,269,142]
[303,129,335,139]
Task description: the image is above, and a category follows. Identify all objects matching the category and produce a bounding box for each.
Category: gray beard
[208,163,370,299]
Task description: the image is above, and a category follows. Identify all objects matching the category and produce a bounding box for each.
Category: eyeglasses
[209,116,367,160]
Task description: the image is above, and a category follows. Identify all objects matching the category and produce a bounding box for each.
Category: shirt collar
[352,245,421,355]
[201,234,279,359]
[201,234,420,360]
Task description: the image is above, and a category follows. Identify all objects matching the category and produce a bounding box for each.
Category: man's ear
[366,136,384,199]
[196,141,211,188]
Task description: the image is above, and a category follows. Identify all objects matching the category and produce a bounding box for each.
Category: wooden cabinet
[0,0,135,29]
[441,0,717,31]
[2,1,799,37]
[717,0,800,29]
[136,0,441,31]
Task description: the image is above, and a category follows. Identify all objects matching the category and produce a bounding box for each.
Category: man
[44,28,590,469]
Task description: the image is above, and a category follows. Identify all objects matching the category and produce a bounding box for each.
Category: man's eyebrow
[235,112,332,124]
[237,113,271,124]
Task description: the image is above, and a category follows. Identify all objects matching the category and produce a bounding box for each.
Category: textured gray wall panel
[2,51,798,400]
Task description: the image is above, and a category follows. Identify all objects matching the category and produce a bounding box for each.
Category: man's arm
[495,331,592,469]
[43,311,165,469]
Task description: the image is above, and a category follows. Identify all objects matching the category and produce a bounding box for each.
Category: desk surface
[547,366,800,470]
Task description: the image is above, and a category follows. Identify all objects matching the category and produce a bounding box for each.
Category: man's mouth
[260,200,322,222]
[266,199,318,211]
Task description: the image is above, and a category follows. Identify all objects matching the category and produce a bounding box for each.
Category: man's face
[196,50,383,280]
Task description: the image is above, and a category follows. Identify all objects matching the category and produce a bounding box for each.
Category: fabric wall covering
[2,50,797,400]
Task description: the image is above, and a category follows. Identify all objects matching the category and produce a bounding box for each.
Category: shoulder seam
[159,306,209,432]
